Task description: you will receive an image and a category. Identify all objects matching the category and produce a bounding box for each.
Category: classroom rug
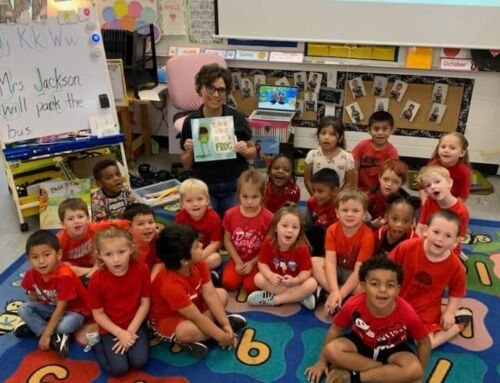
[0,218,498,383]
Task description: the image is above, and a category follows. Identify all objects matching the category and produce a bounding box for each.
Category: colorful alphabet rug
[0,218,498,382]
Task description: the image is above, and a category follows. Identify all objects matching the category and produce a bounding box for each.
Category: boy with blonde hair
[175,179,222,273]
[352,111,399,192]
[416,165,469,258]
[312,189,375,314]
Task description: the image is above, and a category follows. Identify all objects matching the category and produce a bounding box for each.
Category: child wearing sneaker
[222,169,273,293]
[57,198,130,279]
[16,230,90,358]
[416,165,469,258]
[150,224,247,358]
[91,158,136,221]
[305,168,339,257]
[312,190,375,314]
[305,256,430,383]
[390,210,469,349]
[175,178,222,275]
[88,227,151,376]
[248,203,318,310]
[123,203,163,277]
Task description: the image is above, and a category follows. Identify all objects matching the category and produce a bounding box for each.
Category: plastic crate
[133,179,181,207]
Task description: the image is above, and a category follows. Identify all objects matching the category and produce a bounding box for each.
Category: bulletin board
[337,72,474,139]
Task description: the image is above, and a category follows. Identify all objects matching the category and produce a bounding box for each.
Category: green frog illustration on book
[198,125,211,158]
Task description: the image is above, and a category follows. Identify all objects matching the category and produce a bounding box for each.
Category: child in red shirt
[416,165,469,258]
[263,154,300,213]
[313,190,375,314]
[374,193,421,256]
[305,168,339,257]
[88,227,151,376]
[352,111,399,192]
[15,230,90,358]
[305,256,430,383]
[175,178,222,272]
[248,203,317,310]
[367,159,410,229]
[222,169,273,293]
[57,198,129,278]
[150,224,247,358]
[390,210,470,349]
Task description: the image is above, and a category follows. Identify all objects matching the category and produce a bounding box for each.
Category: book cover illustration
[191,116,236,163]
[39,179,91,229]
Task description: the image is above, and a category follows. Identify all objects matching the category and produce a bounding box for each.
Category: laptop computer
[249,85,298,122]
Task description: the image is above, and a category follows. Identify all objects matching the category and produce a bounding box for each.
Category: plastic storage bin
[133,179,181,207]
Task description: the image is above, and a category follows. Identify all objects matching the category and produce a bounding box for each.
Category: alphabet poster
[191,116,236,162]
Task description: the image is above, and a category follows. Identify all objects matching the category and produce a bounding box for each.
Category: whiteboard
[216,0,500,49]
[0,13,118,144]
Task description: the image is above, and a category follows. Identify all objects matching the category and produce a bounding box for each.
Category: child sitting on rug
[312,190,374,314]
[150,224,247,359]
[123,203,163,277]
[175,178,222,280]
[390,210,471,349]
[222,169,273,293]
[91,158,136,221]
[263,154,300,213]
[88,227,151,376]
[15,230,90,358]
[57,198,129,279]
[305,255,430,383]
[248,203,318,310]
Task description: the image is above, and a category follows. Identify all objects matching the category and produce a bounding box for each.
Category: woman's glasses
[206,85,227,95]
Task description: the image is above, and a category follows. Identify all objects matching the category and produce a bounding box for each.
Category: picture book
[191,116,236,162]
[39,179,91,229]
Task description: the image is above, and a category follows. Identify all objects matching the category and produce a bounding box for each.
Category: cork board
[342,81,463,133]
[336,72,475,139]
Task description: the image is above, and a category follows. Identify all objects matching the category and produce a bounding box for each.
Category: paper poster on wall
[187,0,221,43]
[159,0,186,35]
[191,116,236,162]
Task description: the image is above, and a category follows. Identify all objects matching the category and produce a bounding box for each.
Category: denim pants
[18,301,85,336]
[207,180,238,218]
[93,323,149,377]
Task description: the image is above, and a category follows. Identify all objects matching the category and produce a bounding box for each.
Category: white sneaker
[300,294,316,310]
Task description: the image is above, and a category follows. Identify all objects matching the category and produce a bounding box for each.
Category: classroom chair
[166,53,228,133]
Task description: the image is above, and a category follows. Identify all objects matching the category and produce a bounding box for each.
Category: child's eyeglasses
[206,85,227,95]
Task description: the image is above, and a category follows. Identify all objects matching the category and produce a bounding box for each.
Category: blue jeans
[93,324,149,377]
[207,180,238,218]
[18,301,85,336]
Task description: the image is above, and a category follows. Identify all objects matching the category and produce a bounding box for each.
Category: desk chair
[166,53,227,134]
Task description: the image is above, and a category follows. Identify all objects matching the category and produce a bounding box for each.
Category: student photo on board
[389,80,408,102]
[374,97,389,112]
[241,78,253,98]
[372,75,388,96]
[401,100,420,122]
[231,72,242,92]
[349,76,366,99]
[296,100,304,117]
[304,91,317,112]
[432,83,448,104]
[254,74,266,92]
[346,101,364,123]
[294,72,307,92]
[307,72,322,93]
[275,76,290,86]
[428,103,447,123]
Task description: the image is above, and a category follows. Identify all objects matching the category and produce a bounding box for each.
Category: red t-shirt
[175,208,222,248]
[134,231,161,270]
[263,181,300,214]
[334,294,428,350]
[222,206,274,262]
[352,139,399,191]
[21,263,90,316]
[150,260,211,322]
[428,159,470,200]
[57,220,130,268]
[368,188,410,221]
[88,260,151,334]
[418,197,469,256]
[374,225,417,256]
[325,222,375,270]
[389,238,466,326]
[258,237,312,277]
[307,197,337,229]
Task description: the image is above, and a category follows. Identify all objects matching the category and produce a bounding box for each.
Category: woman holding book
[181,64,256,218]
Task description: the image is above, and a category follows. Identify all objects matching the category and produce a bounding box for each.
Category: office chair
[166,53,228,134]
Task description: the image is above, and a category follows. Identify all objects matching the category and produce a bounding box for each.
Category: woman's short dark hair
[195,64,232,95]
